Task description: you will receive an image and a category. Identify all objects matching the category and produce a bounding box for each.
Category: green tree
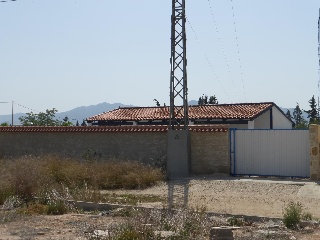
[19,108,64,126]
[305,95,318,124]
[0,122,9,126]
[208,95,218,104]
[61,116,73,126]
[293,103,308,129]
[286,109,292,121]
[198,94,218,105]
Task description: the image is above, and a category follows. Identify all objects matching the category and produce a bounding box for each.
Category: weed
[2,195,23,210]
[17,203,48,215]
[302,212,313,221]
[46,200,68,215]
[108,208,211,239]
[0,155,164,212]
[283,201,302,229]
[113,224,141,240]
[227,216,244,226]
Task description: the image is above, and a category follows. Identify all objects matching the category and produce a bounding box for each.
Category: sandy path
[104,176,320,218]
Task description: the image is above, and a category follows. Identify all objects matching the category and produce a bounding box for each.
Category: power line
[230,0,247,101]
[207,0,240,102]
[14,102,39,113]
[186,17,230,99]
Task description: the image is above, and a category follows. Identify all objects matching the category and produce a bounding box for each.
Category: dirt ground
[107,175,320,219]
[2,175,320,239]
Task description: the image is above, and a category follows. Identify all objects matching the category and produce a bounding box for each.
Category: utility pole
[11,101,14,126]
[167,0,190,179]
[169,0,188,130]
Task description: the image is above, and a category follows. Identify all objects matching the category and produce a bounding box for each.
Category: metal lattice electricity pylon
[169,0,188,130]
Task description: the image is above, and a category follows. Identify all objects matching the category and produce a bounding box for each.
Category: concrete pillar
[210,227,234,240]
[309,124,320,180]
[167,130,190,178]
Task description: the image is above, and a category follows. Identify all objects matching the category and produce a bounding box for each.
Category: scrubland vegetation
[0,155,164,214]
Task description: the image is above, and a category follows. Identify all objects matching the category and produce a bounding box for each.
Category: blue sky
[0,0,320,115]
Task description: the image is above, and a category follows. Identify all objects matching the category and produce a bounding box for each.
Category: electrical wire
[230,0,246,101]
[14,102,39,113]
[186,17,230,99]
[207,0,240,102]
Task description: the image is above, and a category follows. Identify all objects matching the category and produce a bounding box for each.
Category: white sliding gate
[230,129,310,178]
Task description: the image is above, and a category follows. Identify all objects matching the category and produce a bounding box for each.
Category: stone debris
[154,230,178,238]
[91,229,109,237]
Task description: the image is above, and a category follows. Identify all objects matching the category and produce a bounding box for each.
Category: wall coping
[0,125,229,133]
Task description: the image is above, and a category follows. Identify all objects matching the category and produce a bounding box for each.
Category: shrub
[17,203,48,215]
[107,208,211,239]
[1,157,49,202]
[302,212,313,221]
[112,224,141,240]
[40,189,73,215]
[93,161,164,190]
[0,185,14,205]
[46,200,68,215]
[227,216,244,227]
[283,201,302,229]
[0,156,164,211]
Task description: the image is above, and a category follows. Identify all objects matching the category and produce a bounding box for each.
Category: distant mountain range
[0,101,308,126]
[0,102,133,125]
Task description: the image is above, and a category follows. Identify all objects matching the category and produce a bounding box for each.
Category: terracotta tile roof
[87,102,274,122]
[0,125,228,133]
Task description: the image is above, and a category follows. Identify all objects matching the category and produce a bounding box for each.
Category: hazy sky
[1,0,320,115]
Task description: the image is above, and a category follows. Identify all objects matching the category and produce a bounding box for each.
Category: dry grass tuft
[0,155,164,208]
[106,207,213,239]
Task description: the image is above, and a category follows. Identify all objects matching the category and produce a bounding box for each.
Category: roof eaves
[247,102,274,121]
[272,104,295,124]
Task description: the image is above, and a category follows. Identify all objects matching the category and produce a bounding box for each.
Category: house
[86,102,293,129]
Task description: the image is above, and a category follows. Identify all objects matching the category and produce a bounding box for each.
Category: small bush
[107,208,211,239]
[113,224,141,240]
[46,200,68,215]
[302,212,313,221]
[283,201,302,229]
[0,185,14,205]
[227,216,244,227]
[17,203,48,215]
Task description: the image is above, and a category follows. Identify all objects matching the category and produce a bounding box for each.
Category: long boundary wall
[309,124,320,180]
[0,126,230,175]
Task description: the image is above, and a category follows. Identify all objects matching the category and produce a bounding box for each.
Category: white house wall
[254,110,270,129]
[272,106,292,129]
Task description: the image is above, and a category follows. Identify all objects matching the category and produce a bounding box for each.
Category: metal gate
[230,129,310,178]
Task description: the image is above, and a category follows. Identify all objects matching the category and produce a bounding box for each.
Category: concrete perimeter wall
[310,124,320,180]
[0,126,230,175]
[191,131,230,174]
[0,131,167,166]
